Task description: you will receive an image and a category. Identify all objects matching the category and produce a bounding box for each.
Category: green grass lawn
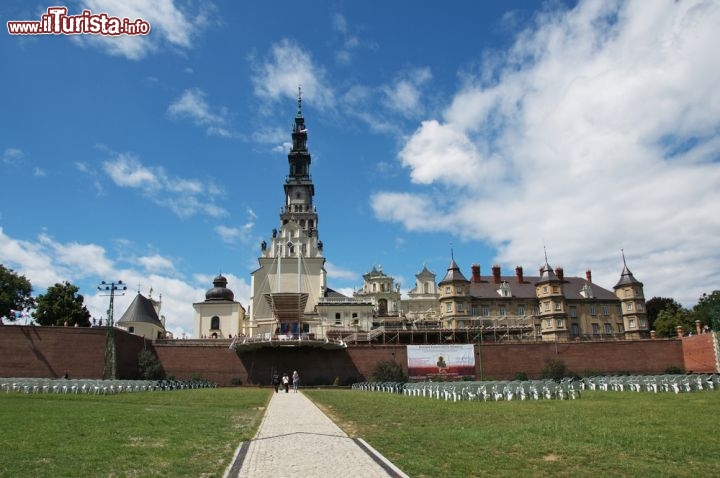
[2,387,718,477]
[0,388,271,477]
[305,389,720,478]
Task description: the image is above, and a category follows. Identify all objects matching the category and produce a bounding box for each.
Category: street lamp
[97,280,127,379]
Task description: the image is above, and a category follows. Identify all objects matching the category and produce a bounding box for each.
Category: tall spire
[615,249,642,287]
[297,85,303,117]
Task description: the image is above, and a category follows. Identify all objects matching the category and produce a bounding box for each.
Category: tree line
[0,264,91,326]
[645,293,720,337]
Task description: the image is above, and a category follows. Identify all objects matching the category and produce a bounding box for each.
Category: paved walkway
[224,390,408,478]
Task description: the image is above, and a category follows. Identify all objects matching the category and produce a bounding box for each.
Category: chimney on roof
[492,265,501,284]
[515,266,524,284]
[471,264,481,283]
[555,267,564,281]
[586,269,592,283]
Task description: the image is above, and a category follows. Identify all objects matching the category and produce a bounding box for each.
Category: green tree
[693,290,720,331]
[645,297,682,331]
[0,264,34,321]
[34,281,91,326]
[137,349,165,380]
[371,360,407,382]
[541,358,571,380]
[653,306,695,337]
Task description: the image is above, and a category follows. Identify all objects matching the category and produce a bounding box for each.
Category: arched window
[210,316,220,330]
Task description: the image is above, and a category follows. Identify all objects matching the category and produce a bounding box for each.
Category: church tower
[613,251,649,339]
[249,90,327,337]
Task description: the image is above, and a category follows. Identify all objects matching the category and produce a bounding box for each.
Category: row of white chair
[353,379,582,401]
[581,374,719,394]
[0,378,216,395]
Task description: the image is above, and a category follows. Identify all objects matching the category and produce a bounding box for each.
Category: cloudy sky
[2,0,719,336]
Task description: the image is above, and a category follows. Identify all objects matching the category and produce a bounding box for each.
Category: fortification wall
[681,333,719,373]
[0,325,149,379]
[0,326,706,385]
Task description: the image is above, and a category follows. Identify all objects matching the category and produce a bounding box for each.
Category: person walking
[271,371,279,393]
[292,370,300,393]
[282,373,290,393]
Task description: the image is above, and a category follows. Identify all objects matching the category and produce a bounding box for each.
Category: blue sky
[2,0,719,336]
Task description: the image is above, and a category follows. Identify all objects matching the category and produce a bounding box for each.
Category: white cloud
[74,0,214,60]
[252,38,335,110]
[215,209,256,244]
[167,88,236,138]
[102,153,226,218]
[382,67,433,117]
[325,262,359,282]
[137,254,175,274]
[372,0,720,306]
[2,148,24,164]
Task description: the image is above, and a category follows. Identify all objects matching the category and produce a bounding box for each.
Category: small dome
[205,274,234,301]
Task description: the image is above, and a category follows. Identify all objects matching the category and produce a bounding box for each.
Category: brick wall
[0,325,150,379]
[681,334,718,373]
[0,326,702,385]
[478,339,685,380]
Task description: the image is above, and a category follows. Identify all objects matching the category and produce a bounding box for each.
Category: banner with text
[407,344,476,379]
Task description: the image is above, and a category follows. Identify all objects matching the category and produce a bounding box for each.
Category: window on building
[471,306,478,316]
[570,306,577,318]
[456,286,463,294]
[592,323,600,334]
[555,302,562,311]
[445,287,451,294]
[618,323,624,333]
[210,316,220,330]
[544,302,550,312]
[604,323,612,334]
[546,319,552,328]
[639,319,647,328]
[602,305,609,316]
[571,323,579,336]
[535,306,541,315]
[535,325,542,336]
[518,305,525,316]
[499,306,506,316]
[457,303,464,312]
[482,306,490,317]
[424,283,429,294]
[627,302,634,311]
[553,286,559,294]
[637,303,644,312]
[543,286,548,294]
[446,303,452,312]
[128,326,134,333]
[629,319,635,329]
[373,283,377,292]
[590,305,597,316]
[352,313,358,318]
[556,318,563,328]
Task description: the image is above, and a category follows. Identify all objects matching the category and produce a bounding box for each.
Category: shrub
[371,360,407,382]
[230,377,242,386]
[665,365,684,374]
[513,372,528,381]
[541,358,570,381]
[137,349,165,380]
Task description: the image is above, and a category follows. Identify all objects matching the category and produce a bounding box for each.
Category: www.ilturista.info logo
[7,6,151,36]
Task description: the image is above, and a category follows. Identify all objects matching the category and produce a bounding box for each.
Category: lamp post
[97,280,127,379]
